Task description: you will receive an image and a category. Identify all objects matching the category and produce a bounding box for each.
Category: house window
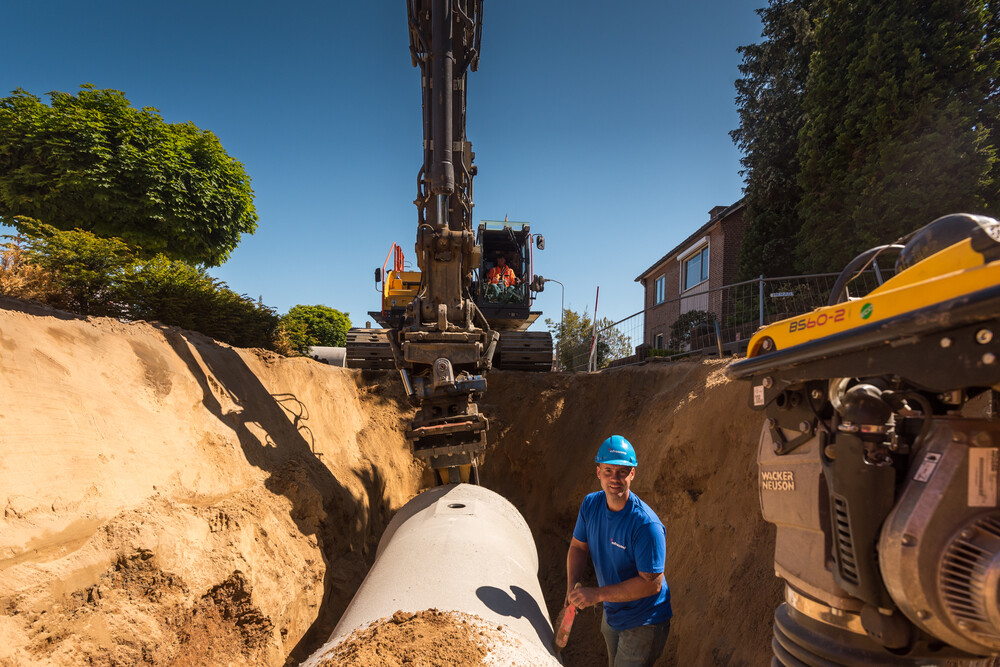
[655,276,665,304]
[654,333,664,349]
[683,246,709,291]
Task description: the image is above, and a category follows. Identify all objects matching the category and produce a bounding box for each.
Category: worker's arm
[566,537,590,601]
[568,570,662,609]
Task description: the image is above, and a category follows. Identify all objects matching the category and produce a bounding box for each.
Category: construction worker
[485,255,519,302]
[565,435,672,667]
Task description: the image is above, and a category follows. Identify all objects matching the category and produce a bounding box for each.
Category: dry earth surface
[0,298,783,666]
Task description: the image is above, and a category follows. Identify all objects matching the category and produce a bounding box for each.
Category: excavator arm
[397,0,497,484]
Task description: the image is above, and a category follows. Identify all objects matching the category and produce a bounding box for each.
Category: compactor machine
[728,213,1000,665]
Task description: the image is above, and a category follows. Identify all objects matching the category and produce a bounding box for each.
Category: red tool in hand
[553,583,582,651]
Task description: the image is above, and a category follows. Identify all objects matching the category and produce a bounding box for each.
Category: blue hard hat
[595,435,638,467]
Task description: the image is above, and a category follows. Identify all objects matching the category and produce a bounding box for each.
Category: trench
[0,303,781,666]
[296,364,783,666]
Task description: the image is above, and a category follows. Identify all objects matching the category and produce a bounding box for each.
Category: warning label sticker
[968,448,999,508]
[914,453,941,483]
[753,385,765,407]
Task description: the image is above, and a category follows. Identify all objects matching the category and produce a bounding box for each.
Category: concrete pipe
[301,484,562,666]
[308,346,347,367]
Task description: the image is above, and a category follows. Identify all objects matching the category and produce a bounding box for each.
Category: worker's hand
[564,582,578,607]
[567,585,601,609]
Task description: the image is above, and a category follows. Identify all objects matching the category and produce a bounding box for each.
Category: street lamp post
[542,278,564,369]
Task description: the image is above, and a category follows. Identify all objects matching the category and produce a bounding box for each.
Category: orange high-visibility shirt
[488,264,516,287]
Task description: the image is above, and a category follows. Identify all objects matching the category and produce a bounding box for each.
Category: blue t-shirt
[573,490,672,631]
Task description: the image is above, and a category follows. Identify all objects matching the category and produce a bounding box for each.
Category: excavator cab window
[477,220,534,307]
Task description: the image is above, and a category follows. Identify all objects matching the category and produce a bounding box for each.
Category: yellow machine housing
[746,234,1000,359]
[381,268,421,312]
[727,213,1000,664]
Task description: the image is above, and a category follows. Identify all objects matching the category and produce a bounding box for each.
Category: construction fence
[560,270,889,372]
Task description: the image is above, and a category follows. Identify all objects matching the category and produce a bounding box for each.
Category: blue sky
[2,1,763,329]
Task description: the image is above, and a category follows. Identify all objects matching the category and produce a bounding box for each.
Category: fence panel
[573,269,889,371]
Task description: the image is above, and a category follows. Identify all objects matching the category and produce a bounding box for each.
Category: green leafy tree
[795,0,1000,272]
[0,85,257,266]
[545,308,634,370]
[280,304,351,354]
[598,322,634,367]
[732,0,824,279]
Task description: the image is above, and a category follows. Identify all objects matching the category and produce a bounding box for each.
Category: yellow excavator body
[382,269,421,311]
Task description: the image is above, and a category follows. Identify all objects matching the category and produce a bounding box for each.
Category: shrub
[668,310,717,350]
[0,232,58,303]
[279,304,351,354]
[3,222,280,349]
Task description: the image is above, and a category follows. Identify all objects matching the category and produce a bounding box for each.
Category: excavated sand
[0,297,782,666]
[313,609,551,667]
[316,609,491,666]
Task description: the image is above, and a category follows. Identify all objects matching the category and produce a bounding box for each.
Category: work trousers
[600,613,671,667]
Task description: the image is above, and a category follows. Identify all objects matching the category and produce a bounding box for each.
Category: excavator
[345,2,552,377]
[346,220,553,373]
[349,0,553,485]
[728,213,1000,665]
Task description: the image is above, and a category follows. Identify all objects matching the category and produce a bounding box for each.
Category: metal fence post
[759,275,764,326]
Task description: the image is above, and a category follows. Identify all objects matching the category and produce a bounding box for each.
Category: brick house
[634,199,746,350]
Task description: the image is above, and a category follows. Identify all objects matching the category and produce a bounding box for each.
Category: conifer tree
[795,0,1000,272]
[732,0,823,279]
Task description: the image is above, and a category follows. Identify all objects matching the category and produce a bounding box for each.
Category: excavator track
[496,331,553,372]
[345,328,396,370]
[346,328,552,372]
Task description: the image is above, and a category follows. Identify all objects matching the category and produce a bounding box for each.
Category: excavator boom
[396,0,497,484]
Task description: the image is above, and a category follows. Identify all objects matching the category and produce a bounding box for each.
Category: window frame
[654,275,665,305]
[681,244,709,292]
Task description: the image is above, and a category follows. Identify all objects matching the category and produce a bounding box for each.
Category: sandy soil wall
[480,363,782,665]
[0,299,781,666]
[0,299,424,666]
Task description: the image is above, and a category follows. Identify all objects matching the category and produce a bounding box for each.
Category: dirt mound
[0,298,423,666]
[0,299,780,666]
[317,609,492,666]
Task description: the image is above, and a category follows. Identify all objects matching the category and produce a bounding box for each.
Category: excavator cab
[470,220,553,371]
[474,220,540,326]
[346,224,553,372]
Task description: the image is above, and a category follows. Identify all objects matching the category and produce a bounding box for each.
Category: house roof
[634,198,745,283]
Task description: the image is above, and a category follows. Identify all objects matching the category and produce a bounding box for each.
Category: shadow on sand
[162,328,398,664]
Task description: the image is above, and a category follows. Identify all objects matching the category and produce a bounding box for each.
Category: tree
[795,0,1000,272]
[280,305,351,354]
[0,85,257,266]
[732,0,824,280]
[545,308,634,370]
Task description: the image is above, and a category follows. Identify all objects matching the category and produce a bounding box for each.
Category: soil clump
[316,609,491,666]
